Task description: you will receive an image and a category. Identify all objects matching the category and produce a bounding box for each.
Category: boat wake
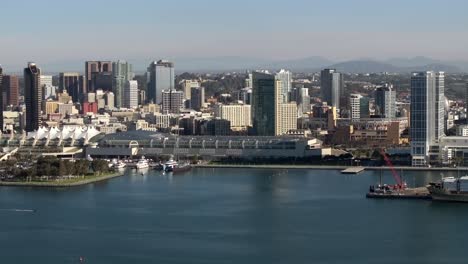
[0,209,36,213]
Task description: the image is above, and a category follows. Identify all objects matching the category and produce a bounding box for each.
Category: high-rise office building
[375,84,396,118]
[190,87,205,111]
[59,72,86,103]
[321,69,344,111]
[245,73,253,88]
[276,69,292,103]
[410,71,445,166]
[252,71,297,136]
[106,92,115,109]
[350,94,369,120]
[466,83,468,124]
[291,86,311,115]
[252,71,276,136]
[2,75,19,107]
[182,80,200,100]
[85,61,112,92]
[112,60,133,108]
[40,75,53,87]
[124,80,138,109]
[24,63,42,132]
[0,65,3,130]
[147,60,175,104]
[238,88,252,105]
[161,90,183,114]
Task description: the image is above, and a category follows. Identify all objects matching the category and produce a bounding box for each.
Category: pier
[341,167,365,174]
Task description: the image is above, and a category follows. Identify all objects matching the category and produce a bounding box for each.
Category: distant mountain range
[6,56,468,74]
[170,56,468,73]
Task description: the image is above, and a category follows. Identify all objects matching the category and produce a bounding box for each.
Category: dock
[366,187,431,200]
[341,167,365,174]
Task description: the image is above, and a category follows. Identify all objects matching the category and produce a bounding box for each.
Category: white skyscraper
[40,75,53,87]
[106,92,115,109]
[124,80,138,109]
[276,69,292,103]
[410,71,445,166]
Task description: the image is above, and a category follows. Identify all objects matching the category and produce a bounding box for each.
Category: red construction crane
[380,149,405,189]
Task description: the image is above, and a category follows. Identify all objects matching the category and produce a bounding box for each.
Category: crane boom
[380,149,404,188]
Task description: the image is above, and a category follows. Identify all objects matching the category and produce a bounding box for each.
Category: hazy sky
[2,0,468,72]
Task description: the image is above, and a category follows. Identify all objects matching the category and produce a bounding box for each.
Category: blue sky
[1,0,468,72]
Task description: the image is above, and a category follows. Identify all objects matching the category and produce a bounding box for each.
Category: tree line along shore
[0,157,123,187]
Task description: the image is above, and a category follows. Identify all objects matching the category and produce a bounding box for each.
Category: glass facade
[276,69,291,103]
[24,63,42,132]
[410,72,445,166]
[375,85,396,118]
[321,69,343,110]
[147,60,175,104]
[252,72,276,136]
[112,61,133,108]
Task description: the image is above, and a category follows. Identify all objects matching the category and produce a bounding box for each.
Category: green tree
[75,160,90,176]
[92,160,109,175]
[59,160,68,176]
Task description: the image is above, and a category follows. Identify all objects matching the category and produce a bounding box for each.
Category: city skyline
[1,0,468,72]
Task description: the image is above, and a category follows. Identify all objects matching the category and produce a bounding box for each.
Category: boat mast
[379,169,382,186]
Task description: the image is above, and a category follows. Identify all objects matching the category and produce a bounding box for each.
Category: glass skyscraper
[321,69,344,111]
[251,71,297,136]
[252,71,276,136]
[24,63,42,132]
[410,71,445,166]
[375,84,396,118]
[276,69,292,103]
[147,60,175,104]
[112,60,133,108]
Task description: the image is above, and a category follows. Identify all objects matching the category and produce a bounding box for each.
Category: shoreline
[196,164,467,172]
[0,171,125,188]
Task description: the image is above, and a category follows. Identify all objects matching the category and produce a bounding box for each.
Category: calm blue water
[0,168,467,264]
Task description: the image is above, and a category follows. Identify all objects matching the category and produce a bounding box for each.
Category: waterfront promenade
[0,172,124,188]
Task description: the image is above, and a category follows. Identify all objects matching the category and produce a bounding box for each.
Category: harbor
[1,167,466,263]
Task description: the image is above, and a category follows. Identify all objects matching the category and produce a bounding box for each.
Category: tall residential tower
[24,63,42,132]
[251,71,297,136]
[410,71,445,166]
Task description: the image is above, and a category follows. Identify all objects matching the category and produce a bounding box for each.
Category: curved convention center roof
[98,130,167,142]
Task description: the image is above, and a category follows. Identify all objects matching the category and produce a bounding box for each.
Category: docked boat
[164,159,192,173]
[112,161,126,170]
[428,176,468,202]
[135,157,150,170]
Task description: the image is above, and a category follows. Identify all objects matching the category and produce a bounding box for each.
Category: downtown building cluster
[1,60,468,166]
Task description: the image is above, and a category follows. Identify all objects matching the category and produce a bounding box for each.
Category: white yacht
[113,161,126,170]
[136,157,149,169]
